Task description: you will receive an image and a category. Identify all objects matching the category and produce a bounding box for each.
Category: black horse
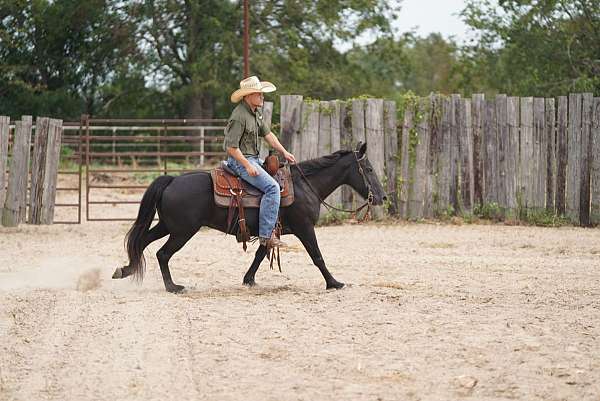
[112,142,386,292]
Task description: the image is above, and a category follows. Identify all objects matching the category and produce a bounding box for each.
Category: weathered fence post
[300,100,319,162]
[556,96,568,215]
[591,97,600,225]
[425,94,441,218]
[580,93,593,226]
[29,117,50,224]
[450,94,461,213]
[533,98,547,211]
[340,101,353,209]
[496,94,508,214]
[350,99,366,208]
[40,119,63,224]
[317,101,332,215]
[566,93,582,223]
[329,101,343,208]
[0,116,9,214]
[483,98,498,206]
[280,95,303,158]
[471,94,485,208]
[259,101,273,160]
[365,99,385,219]
[519,97,533,212]
[398,105,413,218]
[2,116,33,227]
[506,97,520,218]
[545,98,556,213]
[383,101,398,215]
[409,97,431,219]
[458,98,474,215]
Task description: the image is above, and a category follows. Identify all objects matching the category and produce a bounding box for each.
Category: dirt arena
[1,219,599,400]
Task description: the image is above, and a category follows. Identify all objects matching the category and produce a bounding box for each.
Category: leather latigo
[210,166,294,208]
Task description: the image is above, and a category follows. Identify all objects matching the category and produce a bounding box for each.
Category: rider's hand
[283,151,296,164]
[246,164,260,177]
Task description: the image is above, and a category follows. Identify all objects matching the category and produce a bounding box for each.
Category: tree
[461,0,600,96]
[0,0,136,119]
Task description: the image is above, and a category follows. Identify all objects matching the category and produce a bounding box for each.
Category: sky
[394,0,472,43]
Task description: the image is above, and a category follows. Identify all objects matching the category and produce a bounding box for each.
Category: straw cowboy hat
[230,76,276,103]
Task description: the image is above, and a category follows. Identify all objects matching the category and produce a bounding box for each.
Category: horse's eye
[367,167,373,173]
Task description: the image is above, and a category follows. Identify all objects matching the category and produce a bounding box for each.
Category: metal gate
[81,116,227,221]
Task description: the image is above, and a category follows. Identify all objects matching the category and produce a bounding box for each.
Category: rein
[292,151,374,222]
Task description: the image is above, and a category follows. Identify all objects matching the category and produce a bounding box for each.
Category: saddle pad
[210,166,294,208]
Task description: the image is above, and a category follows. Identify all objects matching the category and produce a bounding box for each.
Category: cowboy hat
[230,76,276,103]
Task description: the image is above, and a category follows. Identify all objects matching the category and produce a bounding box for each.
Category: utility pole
[243,0,250,78]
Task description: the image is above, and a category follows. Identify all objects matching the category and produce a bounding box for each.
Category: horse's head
[346,142,386,206]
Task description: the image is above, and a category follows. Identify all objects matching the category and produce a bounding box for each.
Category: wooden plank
[318,101,332,156]
[340,102,353,209]
[317,101,332,215]
[533,98,546,210]
[591,97,600,225]
[409,97,430,219]
[566,93,582,223]
[2,116,33,227]
[0,116,9,212]
[29,117,50,224]
[495,94,508,212]
[556,96,568,215]
[506,97,520,216]
[424,94,441,218]
[580,93,593,226]
[300,101,319,161]
[365,98,385,219]
[519,97,534,210]
[471,94,485,207]
[40,119,63,224]
[437,97,452,213]
[351,99,367,206]
[279,95,303,157]
[545,98,556,213]
[483,99,498,205]
[329,101,342,207]
[351,99,366,145]
[458,99,474,214]
[384,100,398,215]
[398,107,413,218]
[450,94,461,212]
[259,101,273,160]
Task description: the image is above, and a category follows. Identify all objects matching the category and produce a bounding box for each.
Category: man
[223,76,296,248]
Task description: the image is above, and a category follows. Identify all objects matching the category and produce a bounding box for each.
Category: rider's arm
[227,147,259,176]
[264,132,296,163]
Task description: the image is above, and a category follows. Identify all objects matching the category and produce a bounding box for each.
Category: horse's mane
[296,150,352,176]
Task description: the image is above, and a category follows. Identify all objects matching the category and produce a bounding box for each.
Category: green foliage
[316,210,351,226]
[473,202,503,221]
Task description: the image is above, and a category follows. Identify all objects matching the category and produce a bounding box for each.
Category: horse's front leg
[294,225,344,290]
[243,245,269,286]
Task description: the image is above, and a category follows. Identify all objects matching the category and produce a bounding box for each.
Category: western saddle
[210,154,294,252]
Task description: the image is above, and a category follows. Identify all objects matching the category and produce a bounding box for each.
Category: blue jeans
[226,156,280,239]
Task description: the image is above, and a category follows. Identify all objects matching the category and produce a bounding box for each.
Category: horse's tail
[125,175,174,281]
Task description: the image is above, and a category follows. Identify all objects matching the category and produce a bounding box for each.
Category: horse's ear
[356,141,367,155]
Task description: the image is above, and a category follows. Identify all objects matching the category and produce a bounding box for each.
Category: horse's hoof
[243,279,256,287]
[326,281,345,290]
[112,267,123,279]
[166,284,185,294]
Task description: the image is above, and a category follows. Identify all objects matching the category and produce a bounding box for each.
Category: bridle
[293,151,375,221]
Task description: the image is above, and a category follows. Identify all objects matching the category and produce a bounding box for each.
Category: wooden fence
[1,116,64,227]
[278,93,600,226]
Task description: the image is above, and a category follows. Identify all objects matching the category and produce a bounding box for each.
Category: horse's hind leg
[114,221,169,279]
[243,245,269,286]
[156,231,195,293]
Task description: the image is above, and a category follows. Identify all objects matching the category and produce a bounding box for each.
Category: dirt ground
[0,218,599,401]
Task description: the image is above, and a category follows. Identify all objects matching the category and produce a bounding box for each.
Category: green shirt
[223,101,270,156]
